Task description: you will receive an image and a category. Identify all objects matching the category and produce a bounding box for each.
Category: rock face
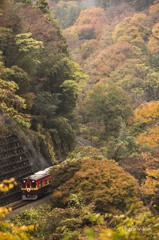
[0,134,33,205]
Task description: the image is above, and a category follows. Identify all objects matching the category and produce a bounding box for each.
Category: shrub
[50,157,142,214]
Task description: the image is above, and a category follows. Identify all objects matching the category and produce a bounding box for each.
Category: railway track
[3,194,52,220]
[12,201,30,211]
[4,199,31,211]
[2,137,93,213]
[76,136,97,147]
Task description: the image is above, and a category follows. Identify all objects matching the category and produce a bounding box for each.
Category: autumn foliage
[134,101,159,149]
[134,101,159,124]
[50,157,141,214]
[0,178,34,239]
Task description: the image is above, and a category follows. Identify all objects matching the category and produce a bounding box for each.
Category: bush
[50,157,142,214]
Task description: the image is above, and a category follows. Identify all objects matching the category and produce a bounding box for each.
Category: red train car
[20,167,52,200]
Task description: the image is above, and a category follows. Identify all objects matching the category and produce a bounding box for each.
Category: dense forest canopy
[55,0,159,155]
[50,0,157,29]
[49,2,159,238]
[0,0,88,159]
[1,0,159,239]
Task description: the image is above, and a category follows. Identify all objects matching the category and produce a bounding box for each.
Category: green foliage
[83,83,132,138]
[103,122,137,161]
[11,204,51,226]
[32,91,60,118]
[15,32,43,52]
[0,27,13,53]
[145,71,159,101]
[11,204,51,238]
[0,77,30,127]
[2,1,159,239]
[49,116,76,154]
[78,26,96,40]
[35,0,49,14]
[14,32,43,74]
[82,211,159,240]
[112,13,151,45]
[37,54,86,92]
[0,28,43,73]
[9,180,159,240]
[1,65,30,94]
[0,0,80,157]
[67,146,104,161]
[21,0,32,3]
[11,200,104,240]
[0,60,30,128]
[53,0,155,12]
[94,0,156,10]
[134,0,156,10]
[54,1,80,28]
[58,80,78,115]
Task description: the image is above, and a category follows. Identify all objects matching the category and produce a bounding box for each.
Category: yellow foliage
[147,23,159,54]
[82,227,114,240]
[136,126,159,148]
[141,152,159,168]
[0,179,17,221]
[134,101,159,124]
[134,102,159,148]
[0,207,12,218]
[149,2,159,14]
[152,22,159,38]
[0,179,33,240]
[99,229,114,239]
[0,178,16,193]
[141,169,159,195]
[147,35,159,54]
[113,13,150,44]
[146,169,159,178]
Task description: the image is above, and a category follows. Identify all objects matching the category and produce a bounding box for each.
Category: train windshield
[32,181,36,188]
[26,182,31,188]
[21,181,36,188]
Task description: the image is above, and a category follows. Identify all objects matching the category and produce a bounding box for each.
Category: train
[20,167,52,200]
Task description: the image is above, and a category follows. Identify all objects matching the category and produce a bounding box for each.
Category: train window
[45,180,47,184]
[22,182,26,188]
[26,182,30,188]
[32,181,36,188]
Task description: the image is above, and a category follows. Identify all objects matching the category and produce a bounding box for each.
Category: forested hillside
[0,0,87,162]
[1,0,159,239]
[52,0,159,165]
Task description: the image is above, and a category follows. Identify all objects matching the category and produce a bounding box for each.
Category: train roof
[23,167,52,181]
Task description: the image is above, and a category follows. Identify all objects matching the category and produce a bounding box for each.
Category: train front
[20,167,52,200]
[20,177,39,200]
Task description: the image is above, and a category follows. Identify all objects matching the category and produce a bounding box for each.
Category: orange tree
[50,154,142,214]
[134,101,159,149]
